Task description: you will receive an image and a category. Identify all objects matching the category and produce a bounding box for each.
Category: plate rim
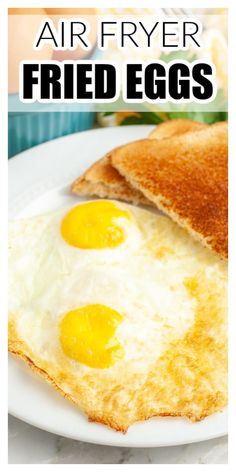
[9,409,227,448]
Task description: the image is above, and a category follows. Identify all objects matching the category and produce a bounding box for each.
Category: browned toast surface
[71,119,207,205]
[112,122,228,258]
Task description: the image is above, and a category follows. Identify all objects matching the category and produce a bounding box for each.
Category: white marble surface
[8,415,227,464]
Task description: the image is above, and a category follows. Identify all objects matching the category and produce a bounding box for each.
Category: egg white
[9,200,226,374]
[8,200,228,431]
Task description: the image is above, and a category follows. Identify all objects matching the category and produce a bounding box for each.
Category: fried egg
[8,200,227,431]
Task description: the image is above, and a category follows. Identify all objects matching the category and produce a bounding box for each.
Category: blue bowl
[8,110,95,158]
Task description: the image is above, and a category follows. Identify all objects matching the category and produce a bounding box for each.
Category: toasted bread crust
[71,119,208,205]
[149,118,207,140]
[112,122,228,258]
[71,153,152,206]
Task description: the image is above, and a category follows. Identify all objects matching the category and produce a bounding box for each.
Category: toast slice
[112,122,228,259]
[71,119,207,206]
[71,151,153,206]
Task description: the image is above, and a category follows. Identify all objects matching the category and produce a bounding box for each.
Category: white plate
[8,125,227,447]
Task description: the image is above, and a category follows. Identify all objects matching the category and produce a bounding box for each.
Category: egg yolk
[60,304,124,368]
[61,200,130,249]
